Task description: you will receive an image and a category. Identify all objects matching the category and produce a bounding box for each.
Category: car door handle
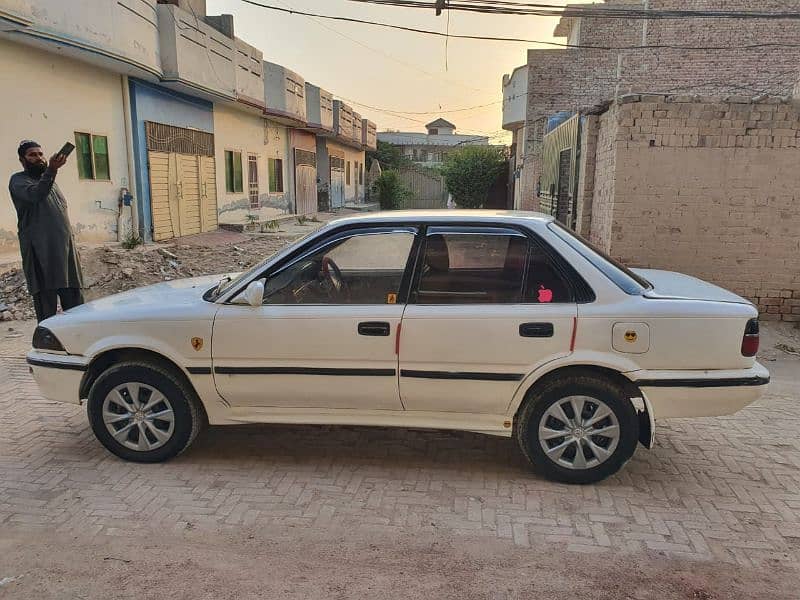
[358,322,391,337]
[519,322,554,338]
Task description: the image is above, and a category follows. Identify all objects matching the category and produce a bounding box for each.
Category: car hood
[49,274,238,322]
[634,268,751,304]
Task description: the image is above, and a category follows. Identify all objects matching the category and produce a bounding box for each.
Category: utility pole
[435,0,446,16]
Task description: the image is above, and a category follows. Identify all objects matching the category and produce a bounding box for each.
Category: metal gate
[145,122,217,241]
[294,148,317,215]
[330,155,345,209]
[556,149,572,225]
[248,154,259,210]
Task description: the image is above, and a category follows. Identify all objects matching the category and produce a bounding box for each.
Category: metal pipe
[120,74,140,241]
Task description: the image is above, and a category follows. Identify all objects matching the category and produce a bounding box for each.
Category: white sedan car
[28,211,769,484]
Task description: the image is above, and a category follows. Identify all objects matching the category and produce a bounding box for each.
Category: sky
[206,0,572,143]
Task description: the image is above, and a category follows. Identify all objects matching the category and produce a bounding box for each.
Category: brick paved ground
[1,323,799,576]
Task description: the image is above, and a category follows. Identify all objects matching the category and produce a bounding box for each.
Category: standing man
[9,140,85,322]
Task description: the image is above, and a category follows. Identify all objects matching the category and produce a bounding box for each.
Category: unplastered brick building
[578,94,800,321]
[502,0,800,212]
[501,1,800,320]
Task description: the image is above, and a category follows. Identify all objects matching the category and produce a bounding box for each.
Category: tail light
[741,318,759,357]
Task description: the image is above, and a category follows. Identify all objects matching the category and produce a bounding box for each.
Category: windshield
[548,222,652,295]
[207,228,322,301]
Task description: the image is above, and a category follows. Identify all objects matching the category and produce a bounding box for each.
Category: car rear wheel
[87,361,202,463]
[515,373,639,484]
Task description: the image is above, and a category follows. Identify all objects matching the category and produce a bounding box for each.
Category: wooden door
[200,155,218,232]
[294,148,317,215]
[177,154,202,237]
[148,150,176,242]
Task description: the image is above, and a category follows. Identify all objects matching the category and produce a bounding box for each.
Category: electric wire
[237,1,800,50]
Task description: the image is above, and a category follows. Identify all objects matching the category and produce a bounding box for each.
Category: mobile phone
[58,142,75,158]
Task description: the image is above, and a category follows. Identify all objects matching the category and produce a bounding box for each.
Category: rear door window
[414,227,573,304]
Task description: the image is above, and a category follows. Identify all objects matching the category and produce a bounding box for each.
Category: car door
[212,227,418,409]
[398,226,579,415]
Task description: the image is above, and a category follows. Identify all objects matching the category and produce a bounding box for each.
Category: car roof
[325,209,555,228]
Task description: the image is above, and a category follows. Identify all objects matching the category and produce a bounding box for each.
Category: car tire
[514,373,639,484]
[87,361,202,463]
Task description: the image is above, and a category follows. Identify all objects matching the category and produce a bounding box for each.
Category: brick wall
[575,114,599,236]
[522,0,800,210]
[584,94,800,321]
[588,105,620,252]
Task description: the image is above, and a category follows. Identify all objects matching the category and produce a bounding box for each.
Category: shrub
[440,146,507,209]
[372,170,413,210]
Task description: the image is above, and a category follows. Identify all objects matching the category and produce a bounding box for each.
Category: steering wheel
[321,256,349,299]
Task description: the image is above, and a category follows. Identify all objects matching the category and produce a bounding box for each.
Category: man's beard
[24,161,47,177]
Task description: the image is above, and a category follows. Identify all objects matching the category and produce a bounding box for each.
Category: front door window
[264,230,415,305]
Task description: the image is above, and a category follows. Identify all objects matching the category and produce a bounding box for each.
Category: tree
[440,146,507,209]
[372,170,413,210]
[366,141,410,171]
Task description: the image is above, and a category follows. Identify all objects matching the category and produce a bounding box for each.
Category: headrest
[425,235,450,272]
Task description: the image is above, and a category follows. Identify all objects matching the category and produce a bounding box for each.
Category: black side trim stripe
[214,367,396,377]
[187,367,213,375]
[637,376,770,388]
[401,370,523,382]
[27,357,87,372]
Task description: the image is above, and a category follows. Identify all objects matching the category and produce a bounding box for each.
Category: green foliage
[372,170,413,211]
[121,231,142,250]
[366,141,411,171]
[440,146,507,209]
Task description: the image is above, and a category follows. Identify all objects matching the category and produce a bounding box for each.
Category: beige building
[0,0,379,246]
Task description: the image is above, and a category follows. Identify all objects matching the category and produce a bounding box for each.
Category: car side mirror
[239,279,265,307]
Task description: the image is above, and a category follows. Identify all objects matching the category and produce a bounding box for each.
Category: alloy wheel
[537,395,620,470]
[102,382,175,452]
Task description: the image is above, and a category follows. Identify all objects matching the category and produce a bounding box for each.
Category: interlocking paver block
[0,350,798,568]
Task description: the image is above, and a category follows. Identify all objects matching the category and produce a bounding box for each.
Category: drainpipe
[120,74,140,241]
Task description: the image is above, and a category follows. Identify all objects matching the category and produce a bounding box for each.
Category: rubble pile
[0,235,295,322]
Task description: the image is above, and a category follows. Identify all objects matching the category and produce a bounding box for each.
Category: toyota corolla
[27,211,769,484]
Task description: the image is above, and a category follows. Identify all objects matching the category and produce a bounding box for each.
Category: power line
[237,0,800,50]
[344,0,800,20]
[265,0,485,92]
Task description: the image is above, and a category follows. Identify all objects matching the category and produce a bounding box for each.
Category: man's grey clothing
[32,288,84,323]
[8,169,84,296]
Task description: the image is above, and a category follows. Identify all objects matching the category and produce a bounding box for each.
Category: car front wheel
[87,361,202,462]
[515,373,639,484]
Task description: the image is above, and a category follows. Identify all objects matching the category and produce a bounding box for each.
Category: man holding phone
[8,140,85,322]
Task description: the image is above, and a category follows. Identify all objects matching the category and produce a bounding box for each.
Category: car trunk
[633,269,751,305]
[624,269,759,371]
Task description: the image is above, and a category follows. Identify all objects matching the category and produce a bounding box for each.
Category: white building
[0,0,378,247]
[502,66,529,210]
[377,119,490,166]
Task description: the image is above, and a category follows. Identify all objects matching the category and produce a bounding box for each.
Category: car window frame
[225,225,422,307]
[548,222,651,295]
[407,223,595,306]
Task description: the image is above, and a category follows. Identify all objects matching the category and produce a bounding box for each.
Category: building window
[74,132,110,180]
[225,150,243,193]
[429,128,438,135]
[359,163,364,185]
[268,157,284,193]
[346,161,351,185]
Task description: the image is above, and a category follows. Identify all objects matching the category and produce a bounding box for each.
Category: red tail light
[741,318,759,357]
